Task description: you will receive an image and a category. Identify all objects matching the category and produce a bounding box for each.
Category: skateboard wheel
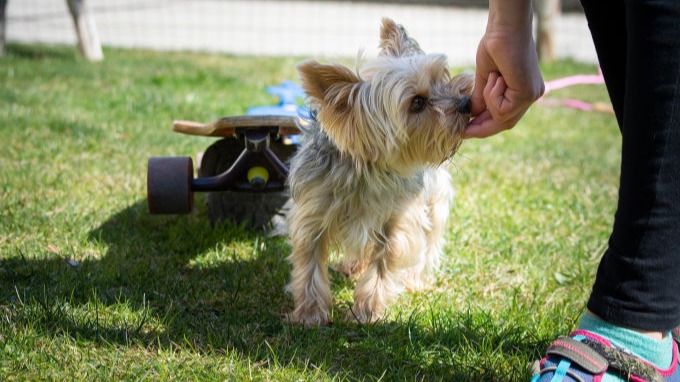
[147,156,194,214]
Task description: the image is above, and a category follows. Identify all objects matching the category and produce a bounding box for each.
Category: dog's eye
[410,96,428,113]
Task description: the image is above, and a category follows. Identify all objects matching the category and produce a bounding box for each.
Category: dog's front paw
[286,306,331,328]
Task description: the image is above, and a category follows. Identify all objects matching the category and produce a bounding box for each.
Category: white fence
[3,0,597,65]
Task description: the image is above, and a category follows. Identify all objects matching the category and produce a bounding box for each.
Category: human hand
[464,1,545,139]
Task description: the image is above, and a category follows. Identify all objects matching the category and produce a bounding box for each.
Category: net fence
[4,0,596,65]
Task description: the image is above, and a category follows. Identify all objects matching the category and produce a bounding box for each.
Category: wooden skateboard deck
[172,115,300,137]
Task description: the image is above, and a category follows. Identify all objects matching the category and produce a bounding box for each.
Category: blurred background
[2,0,597,66]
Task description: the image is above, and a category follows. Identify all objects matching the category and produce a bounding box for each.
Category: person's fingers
[464,110,497,139]
[465,109,526,139]
[487,73,507,115]
[484,72,516,124]
[465,73,530,139]
[484,71,500,96]
[470,71,489,117]
[465,73,509,138]
[465,109,520,139]
[485,74,530,126]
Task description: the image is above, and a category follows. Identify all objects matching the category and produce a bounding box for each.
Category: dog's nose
[457,96,472,114]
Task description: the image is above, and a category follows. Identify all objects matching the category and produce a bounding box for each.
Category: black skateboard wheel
[147,156,194,214]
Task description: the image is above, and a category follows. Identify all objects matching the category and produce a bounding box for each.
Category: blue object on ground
[246,80,306,118]
[246,81,307,145]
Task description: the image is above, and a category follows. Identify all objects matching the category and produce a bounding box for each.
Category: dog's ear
[297,59,361,109]
[297,60,380,162]
[379,18,423,57]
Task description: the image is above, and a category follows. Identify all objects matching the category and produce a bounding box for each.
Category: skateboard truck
[193,126,289,190]
[147,116,298,215]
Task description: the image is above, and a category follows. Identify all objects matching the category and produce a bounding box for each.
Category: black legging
[580,0,680,331]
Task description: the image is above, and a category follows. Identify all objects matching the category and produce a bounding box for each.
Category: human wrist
[487,0,534,32]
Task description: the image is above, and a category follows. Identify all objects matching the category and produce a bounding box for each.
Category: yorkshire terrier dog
[286,18,473,326]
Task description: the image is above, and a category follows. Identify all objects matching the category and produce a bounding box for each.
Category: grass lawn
[0,44,620,381]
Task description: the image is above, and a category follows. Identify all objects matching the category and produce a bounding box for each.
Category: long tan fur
[286,18,473,327]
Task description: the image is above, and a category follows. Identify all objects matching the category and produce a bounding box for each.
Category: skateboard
[147,115,299,230]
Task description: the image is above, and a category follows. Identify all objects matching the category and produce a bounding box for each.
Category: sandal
[531,328,680,382]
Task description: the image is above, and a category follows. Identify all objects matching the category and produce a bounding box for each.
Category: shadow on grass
[2,198,547,380]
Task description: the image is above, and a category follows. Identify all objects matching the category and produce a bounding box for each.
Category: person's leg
[579,0,627,128]
[587,0,680,332]
[533,0,680,380]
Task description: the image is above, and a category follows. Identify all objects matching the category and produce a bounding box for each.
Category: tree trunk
[535,0,561,63]
[66,0,103,61]
[0,0,7,56]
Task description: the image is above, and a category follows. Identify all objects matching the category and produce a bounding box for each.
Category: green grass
[0,44,620,381]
